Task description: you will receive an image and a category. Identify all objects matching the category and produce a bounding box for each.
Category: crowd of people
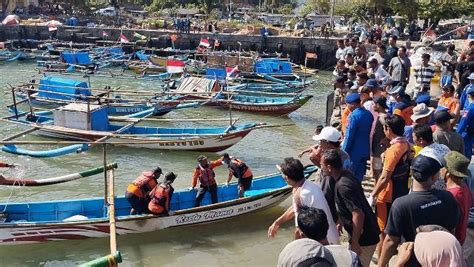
[273,35,474,266]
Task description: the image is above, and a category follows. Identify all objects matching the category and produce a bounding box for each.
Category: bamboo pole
[108,167,117,255]
[2,127,40,141]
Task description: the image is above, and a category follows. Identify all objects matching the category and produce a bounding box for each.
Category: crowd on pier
[272,37,474,267]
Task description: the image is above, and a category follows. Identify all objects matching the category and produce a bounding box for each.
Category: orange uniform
[341,106,352,135]
[148,183,174,215]
[438,96,458,114]
[393,105,414,125]
[191,159,223,188]
[126,171,158,199]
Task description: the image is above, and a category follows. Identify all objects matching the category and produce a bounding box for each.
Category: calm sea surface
[0,62,333,266]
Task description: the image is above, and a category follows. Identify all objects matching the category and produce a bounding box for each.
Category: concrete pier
[0,25,338,69]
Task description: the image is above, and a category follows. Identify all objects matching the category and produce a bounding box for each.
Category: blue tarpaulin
[61,51,92,65]
[205,68,226,80]
[38,77,91,100]
[135,51,149,61]
[254,58,292,74]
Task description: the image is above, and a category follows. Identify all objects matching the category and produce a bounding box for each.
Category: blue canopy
[61,51,92,65]
[205,68,227,80]
[254,58,292,74]
[38,76,91,100]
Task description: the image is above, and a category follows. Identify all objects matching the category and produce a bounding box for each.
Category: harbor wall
[0,25,338,69]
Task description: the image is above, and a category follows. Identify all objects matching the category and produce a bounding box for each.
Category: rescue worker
[437,84,460,118]
[191,155,222,207]
[457,85,474,160]
[148,172,177,216]
[125,167,162,214]
[222,153,253,198]
[342,93,374,182]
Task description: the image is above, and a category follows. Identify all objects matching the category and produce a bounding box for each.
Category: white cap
[312,127,341,142]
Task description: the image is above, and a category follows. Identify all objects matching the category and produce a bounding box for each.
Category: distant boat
[0,166,317,245]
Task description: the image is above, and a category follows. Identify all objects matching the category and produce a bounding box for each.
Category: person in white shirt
[268,157,340,245]
[368,57,392,86]
[335,39,346,60]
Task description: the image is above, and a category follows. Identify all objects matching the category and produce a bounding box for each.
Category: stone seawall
[0,25,337,69]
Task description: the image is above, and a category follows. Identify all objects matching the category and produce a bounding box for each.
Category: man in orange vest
[148,172,177,216]
[191,155,222,207]
[125,167,162,214]
[222,153,253,198]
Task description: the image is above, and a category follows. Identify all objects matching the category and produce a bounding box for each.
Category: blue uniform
[457,102,474,159]
[342,107,374,182]
[460,84,473,111]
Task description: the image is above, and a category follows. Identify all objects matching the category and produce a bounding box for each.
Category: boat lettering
[158,140,204,147]
[115,107,144,113]
[176,214,202,224]
[203,209,234,219]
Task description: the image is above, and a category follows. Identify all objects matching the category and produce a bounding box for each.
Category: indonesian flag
[119,34,129,43]
[166,59,185,73]
[305,52,317,59]
[102,31,109,37]
[214,39,220,48]
[48,25,58,32]
[226,66,239,78]
[199,38,210,48]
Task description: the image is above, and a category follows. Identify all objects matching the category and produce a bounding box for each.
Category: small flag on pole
[102,31,109,37]
[134,32,147,40]
[199,38,210,48]
[166,59,185,73]
[226,66,239,78]
[119,34,130,43]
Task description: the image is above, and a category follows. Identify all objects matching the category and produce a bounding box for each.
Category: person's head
[350,38,357,48]
[153,167,163,179]
[313,126,341,149]
[389,35,398,46]
[278,157,305,186]
[297,206,329,243]
[345,53,354,64]
[321,149,343,175]
[467,48,474,61]
[413,124,433,147]
[355,46,362,56]
[359,86,372,101]
[344,38,350,46]
[368,57,378,69]
[411,154,442,187]
[415,94,431,106]
[337,39,344,48]
[421,53,430,65]
[197,155,209,168]
[447,44,455,53]
[345,93,361,110]
[398,46,407,58]
[222,153,231,165]
[348,68,357,80]
[377,44,386,55]
[387,85,404,100]
[337,59,346,68]
[383,114,405,139]
[414,230,464,267]
[441,84,455,97]
[443,151,471,183]
[373,95,388,112]
[411,103,434,125]
[469,72,474,85]
[164,172,177,184]
[315,125,324,135]
[434,110,453,129]
[356,72,369,86]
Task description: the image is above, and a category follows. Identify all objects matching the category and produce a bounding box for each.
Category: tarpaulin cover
[39,76,91,100]
[108,47,124,55]
[254,58,292,74]
[135,51,149,61]
[175,77,217,93]
[205,68,227,80]
[61,52,92,65]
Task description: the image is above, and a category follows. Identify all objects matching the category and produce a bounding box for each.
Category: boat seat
[244,188,275,197]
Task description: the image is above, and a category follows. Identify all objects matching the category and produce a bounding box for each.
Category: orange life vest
[126,171,157,199]
[195,166,216,187]
[148,183,171,215]
[229,159,253,179]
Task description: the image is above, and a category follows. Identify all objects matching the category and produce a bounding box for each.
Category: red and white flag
[48,25,58,32]
[102,31,109,37]
[199,38,210,48]
[119,34,129,43]
[226,66,239,78]
[166,59,185,73]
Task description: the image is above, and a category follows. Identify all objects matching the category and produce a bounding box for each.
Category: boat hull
[0,188,291,245]
[218,95,312,115]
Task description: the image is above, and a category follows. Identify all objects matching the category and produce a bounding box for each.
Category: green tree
[300,0,331,16]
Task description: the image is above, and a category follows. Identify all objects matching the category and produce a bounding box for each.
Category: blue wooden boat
[0,166,317,245]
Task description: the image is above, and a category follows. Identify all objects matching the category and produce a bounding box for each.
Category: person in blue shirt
[459,73,474,111]
[342,93,374,182]
[457,85,474,159]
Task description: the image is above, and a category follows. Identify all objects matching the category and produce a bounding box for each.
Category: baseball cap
[345,93,360,104]
[373,95,388,110]
[312,127,341,142]
[411,155,442,182]
[468,72,474,80]
[277,238,335,267]
[364,79,378,88]
[434,110,453,124]
[388,85,403,95]
[444,151,471,178]
[415,94,431,105]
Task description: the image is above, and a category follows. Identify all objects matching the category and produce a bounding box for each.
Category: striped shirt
[414,65,435,88]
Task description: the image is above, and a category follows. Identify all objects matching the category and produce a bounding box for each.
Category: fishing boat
[3,103,265,153]
[0,166,317,245]
[12,76,188,117]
